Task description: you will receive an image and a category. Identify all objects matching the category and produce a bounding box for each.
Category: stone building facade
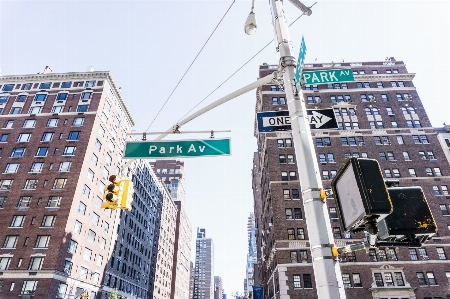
[0,68,134,298]
[252,58,450,299]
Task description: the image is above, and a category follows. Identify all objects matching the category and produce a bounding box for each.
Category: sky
[1,0,450,295]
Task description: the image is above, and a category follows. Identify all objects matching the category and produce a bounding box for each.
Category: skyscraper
[252,58,450,298]
[193,228,214,299]
[244,213,257,299]
[0,68,134,298]
[214,276,223,299]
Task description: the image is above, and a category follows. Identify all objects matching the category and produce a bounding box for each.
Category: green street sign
[295,36,307,87]
[302,68,355,85]
[124,138,231,158]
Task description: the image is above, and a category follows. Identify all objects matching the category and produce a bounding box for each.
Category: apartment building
[150,160,192,299]
[102,159,164,299]
[0,67,133,298]
[252,58,450,299]
[193,228,214,299]
[152,187,177,299]
[435,124,450,165]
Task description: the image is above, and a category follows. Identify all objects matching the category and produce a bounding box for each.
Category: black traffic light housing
[331,158,392,233]
[331,157,437,247]
[377,186,437,246]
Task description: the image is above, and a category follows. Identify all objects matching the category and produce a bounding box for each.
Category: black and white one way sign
[257,109,338,132]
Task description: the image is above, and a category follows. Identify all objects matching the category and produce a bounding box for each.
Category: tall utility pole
[267,1,346,298]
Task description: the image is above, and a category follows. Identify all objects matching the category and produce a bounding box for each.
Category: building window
[285,139,292,147]
[67,240,77,254]
[297,228,305,239]
[353,273,362,287]
[53,178,67,189]
[20,281,37,295]
[281,171,288,181]
[427,272,437,285]
[35,147,48,157]
[72,117,84,126]
[92,213,100,226]
[294,208,302,219]
[322,170,330,180]
[41,215,56,227]
[437,247,447,260]
[374,273,384,287]
[289,171,297,180]
[63,146,76,156]
[17,196,32,207]
[277,139,284,147]
[409,248,418,260]
[286,209,293,220]
[290,251,297,263]
[77,105,89,112]
[41,132,54,142]
[24,179,38,190]
[384,272,394,286]
[0,257,11,270]
[333,227,341,239]
[68,131,80,141]
[0,180,13,190]
[292,189,300,199]
[3,235,19,248]
[369,249,377,261]
[283,189,290,199]
[28,257,44,270]
[303,274,312,288]
[4,163,20,173]
[293,275,301,288]
[329,207,338,218]
[342,274,351,288]
[408,168,417,177]
[378,249,387,261]
[384,169,392,178]
[35,235,50,248]
[279,154,286,164]
[287,228,295,239]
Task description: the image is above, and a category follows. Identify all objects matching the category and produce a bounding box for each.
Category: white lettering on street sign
[302,69,354,85]
[309,111,332,129]
[262,116,291,127]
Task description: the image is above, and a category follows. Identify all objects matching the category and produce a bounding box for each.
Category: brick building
[0,68,134,298]
[252,58,450,299]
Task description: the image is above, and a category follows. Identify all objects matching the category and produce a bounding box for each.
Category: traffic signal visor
[119,179,134,211]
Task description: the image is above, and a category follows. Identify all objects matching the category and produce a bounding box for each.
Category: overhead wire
[145,0,236,132]
[176,9,313,124]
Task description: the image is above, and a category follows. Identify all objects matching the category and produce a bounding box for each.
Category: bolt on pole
[268,0,346,298]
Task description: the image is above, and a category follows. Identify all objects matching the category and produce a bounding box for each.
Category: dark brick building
[252,58,450,299]
[0,68,135,298]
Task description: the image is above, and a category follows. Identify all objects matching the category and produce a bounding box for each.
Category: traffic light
[377,186,437,246]
[101,175,121,210]
[119,178,134,211]
[331,157,437,247]
[331,157,392,234]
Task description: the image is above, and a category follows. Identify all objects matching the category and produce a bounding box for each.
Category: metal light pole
[264,1,346,298]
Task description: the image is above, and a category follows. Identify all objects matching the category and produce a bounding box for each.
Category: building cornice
[0,71,135,126]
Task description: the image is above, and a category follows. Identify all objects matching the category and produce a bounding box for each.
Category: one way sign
[257,108,337,132]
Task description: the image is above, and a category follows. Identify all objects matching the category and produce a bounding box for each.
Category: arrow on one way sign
[306,108,338,129]
[309,111,331,128]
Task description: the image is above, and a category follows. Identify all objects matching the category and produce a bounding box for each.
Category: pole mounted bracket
[142,132,147,141]
[279,56,297,68]
[210,130,215,139]
[173,124,181,134]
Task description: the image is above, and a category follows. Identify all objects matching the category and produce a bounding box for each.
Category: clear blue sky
[1,0,450,295]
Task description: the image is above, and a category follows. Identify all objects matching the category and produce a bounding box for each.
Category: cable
[177,11,309,123]
[145,0,236,132]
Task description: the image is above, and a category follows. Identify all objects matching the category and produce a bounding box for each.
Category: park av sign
[124,138,231,158]
[302,68,355,85]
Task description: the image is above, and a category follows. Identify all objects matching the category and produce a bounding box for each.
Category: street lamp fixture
[244,0,257,35]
